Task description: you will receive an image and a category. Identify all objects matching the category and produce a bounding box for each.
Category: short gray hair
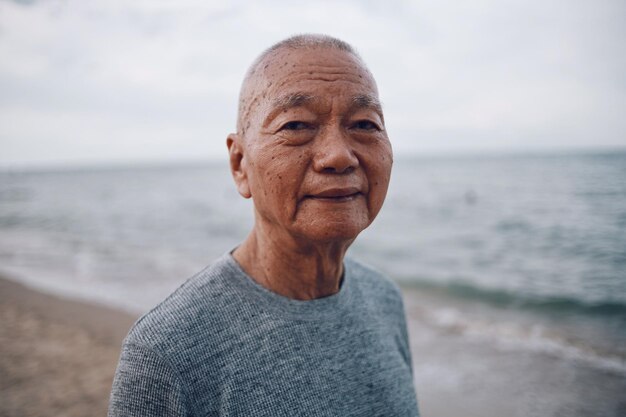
[255,34,358,63]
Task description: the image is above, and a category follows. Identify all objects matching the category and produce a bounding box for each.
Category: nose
[312,127,359,174]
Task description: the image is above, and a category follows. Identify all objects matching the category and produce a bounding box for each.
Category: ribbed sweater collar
[217,252,355,321]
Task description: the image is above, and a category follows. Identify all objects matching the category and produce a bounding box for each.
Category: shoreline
[1,276,625,417]
[0,276,138,343]
[0,276,138,417]
[403,287,626,417]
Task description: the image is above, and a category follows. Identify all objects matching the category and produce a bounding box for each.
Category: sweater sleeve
[108,342,190,417]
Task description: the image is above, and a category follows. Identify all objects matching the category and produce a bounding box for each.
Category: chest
[183,317,417,417]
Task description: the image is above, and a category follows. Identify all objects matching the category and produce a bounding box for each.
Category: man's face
[229,47,392,244]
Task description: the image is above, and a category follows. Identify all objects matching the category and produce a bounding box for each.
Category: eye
[276,120,316,145]
[280,121,312,131]
[352,120,381,131]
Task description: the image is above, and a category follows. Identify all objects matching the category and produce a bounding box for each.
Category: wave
[399,278,626,317]
[399,278,626,375]
[412,304,626,375]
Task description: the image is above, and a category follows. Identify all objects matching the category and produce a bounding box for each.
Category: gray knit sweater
[108,253,420,416]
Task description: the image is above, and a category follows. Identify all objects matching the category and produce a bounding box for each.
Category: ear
[227,133,251,199]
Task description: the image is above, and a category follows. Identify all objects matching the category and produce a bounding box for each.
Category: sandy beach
[0,276,137,417]
[1,275,625,417]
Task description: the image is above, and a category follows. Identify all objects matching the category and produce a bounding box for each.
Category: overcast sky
[1,0,625,167]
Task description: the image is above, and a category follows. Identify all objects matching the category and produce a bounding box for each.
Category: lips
[305,187,362,201]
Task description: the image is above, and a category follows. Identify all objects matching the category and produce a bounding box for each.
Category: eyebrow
[351,94,384,119]
[271,92,316,111]
[264,91,384,125]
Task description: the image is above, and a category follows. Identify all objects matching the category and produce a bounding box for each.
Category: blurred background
[1,1,625,416]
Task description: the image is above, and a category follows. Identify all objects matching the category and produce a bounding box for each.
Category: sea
[1,150,625,377]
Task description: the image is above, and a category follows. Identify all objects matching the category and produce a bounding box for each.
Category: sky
[1,0,625,168]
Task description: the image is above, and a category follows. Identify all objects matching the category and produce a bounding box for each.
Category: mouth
[305,187,362,202]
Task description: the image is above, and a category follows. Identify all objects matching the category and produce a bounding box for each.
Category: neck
[232,224,352,300]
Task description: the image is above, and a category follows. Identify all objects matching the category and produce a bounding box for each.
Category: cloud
[0,0,625,167]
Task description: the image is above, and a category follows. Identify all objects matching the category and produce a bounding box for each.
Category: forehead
[256,47,378,103]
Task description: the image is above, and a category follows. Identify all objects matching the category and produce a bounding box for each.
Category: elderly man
[108,34,419,417]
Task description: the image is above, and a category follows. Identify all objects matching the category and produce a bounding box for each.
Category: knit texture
[108,253,420,417]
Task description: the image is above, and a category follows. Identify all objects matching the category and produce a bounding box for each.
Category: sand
[0,277,137,417]
[1,276,625,417]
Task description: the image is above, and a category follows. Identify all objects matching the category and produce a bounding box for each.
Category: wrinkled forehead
[238,47,378,133]
[264,49,376,94]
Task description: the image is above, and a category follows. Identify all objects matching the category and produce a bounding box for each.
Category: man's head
[227,34,392,245]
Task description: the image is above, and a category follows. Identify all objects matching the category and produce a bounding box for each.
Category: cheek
[249,146,308,216]
[369,172,391,211]
[263,146,307,179]
[363,145,393,214]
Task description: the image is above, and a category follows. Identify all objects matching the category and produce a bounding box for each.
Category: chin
[293,202,374,243]
[296,221,368,244]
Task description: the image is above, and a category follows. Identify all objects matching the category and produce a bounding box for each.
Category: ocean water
[1,151,625,374]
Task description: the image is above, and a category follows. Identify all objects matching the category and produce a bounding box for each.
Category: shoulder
[345,257,403,296]
[345,257,405,310]
[111,253,246,416]
[344,257,413,367]
[123,253,241,355]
